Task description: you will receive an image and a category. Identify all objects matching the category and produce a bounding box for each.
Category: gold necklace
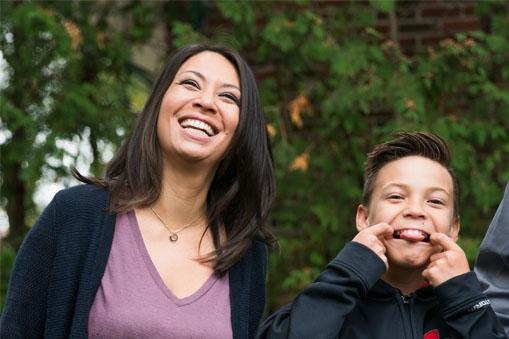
[150,207,204,242]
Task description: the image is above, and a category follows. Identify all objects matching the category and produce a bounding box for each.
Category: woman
[1,44,275,339]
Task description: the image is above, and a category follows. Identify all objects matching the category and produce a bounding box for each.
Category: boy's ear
[450,216,460,242]
[356,205,369,233]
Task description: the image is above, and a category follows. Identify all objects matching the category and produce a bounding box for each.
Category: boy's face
[356,155,460,269]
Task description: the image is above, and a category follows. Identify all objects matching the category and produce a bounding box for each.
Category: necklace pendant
[169,233,178,242]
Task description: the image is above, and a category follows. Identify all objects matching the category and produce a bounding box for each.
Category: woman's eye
[220,93,240,105]
[178,79,200,89]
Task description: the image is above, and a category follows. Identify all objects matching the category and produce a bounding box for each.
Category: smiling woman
[157,51,241,164]
[1,44,275,339]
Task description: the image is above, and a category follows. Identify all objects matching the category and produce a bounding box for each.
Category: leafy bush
[171,1,509,311]
[2,1,508,313]
[0,245,17,312]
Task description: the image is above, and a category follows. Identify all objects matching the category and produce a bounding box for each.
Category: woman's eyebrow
[179,70,240,91]
[180,70,205,80]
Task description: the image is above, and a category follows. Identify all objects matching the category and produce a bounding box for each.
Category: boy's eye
[428,199,445,205]
[388,194,404,200]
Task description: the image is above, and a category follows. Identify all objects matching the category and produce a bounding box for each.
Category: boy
[258,132,506,339]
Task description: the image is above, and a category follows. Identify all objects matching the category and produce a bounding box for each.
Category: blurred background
[1,0,508,313]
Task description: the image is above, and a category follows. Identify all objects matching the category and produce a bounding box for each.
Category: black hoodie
[258,242,507,339]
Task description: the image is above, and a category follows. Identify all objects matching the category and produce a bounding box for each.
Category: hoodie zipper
[399,294,416,339]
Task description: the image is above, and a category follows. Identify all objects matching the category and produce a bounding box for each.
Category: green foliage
[2,0,508,315]
[171,21,208,48]
[0,245,16,312]
[1,1,144,251]
[168,1,509,311]
[369,0,395,13]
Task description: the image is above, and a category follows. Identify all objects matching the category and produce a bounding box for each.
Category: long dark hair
[75,44,276,273]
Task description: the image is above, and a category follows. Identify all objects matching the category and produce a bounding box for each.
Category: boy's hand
[422,233,470,286]
[352,223,393,271]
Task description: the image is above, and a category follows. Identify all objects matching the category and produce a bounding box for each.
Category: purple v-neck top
[88,211,232,338]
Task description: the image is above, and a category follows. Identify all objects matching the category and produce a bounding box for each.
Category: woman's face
[157,51,241,166]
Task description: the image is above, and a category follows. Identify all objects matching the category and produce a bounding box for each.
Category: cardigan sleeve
[0,192,60,338]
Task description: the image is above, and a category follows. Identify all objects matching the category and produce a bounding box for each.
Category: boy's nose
[403,200,426,220]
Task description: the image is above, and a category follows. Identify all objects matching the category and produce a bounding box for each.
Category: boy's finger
[429,233,459,251]
[430,245,443,255]
[367,223,394,237]
[429,252,446,262]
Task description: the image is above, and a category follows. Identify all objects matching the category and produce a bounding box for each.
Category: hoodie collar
[367,279,436,301]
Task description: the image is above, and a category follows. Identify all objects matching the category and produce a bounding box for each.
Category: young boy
[257,132,507,339]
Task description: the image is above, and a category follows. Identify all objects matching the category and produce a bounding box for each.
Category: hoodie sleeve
[256,242,386,339]
[474,183,509,337]
[434,272,508,339]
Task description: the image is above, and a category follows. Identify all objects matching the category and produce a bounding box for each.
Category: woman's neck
[153,157,216,226]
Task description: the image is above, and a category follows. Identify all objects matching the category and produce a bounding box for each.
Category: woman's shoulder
[237,239,268,271]
[43,184,115,239]
[44,184,113,226]
[250,239,268,260]
[52,184,110,210]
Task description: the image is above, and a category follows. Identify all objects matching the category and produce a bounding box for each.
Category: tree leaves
[369,0,395,13]
[2,0,508,314]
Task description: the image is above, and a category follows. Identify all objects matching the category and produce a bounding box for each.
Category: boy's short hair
[361,131,459,218]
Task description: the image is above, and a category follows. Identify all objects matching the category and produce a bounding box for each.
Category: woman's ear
[356,205,370,233]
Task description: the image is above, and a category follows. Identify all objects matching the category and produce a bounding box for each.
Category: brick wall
[375,1,483,53]
[201,1,486,55]
[133,0,488,73]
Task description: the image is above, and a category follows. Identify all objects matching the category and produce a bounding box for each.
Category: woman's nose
[193,89,217,114]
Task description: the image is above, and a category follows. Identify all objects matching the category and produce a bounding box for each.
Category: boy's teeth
[394,229,429,242]
[181,119,214,136]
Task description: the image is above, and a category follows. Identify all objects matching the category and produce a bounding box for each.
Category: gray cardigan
[1,184,267,338]
[475,182,509,337]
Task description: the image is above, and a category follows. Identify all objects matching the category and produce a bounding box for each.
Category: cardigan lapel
[229,246,253,339]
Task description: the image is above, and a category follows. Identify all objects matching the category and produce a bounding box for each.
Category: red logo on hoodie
[424,329,439,339]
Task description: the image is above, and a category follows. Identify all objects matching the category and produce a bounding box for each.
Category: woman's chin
[163,134,230,166]
[169,147,222,166]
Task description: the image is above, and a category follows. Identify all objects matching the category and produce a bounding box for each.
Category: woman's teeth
[180,119,214,136]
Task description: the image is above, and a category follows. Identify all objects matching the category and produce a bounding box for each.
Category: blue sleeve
[256,242,386,339]
[0,193,60,338]
[474,183,509,337]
